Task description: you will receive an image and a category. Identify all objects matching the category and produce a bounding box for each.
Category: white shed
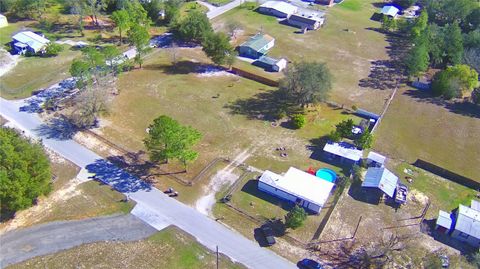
[0,14,8,28]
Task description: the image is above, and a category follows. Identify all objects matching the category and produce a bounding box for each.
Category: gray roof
[259,1,298,15]
[455,203,480,239]
[362,167,398,197]
[323,142,363,162]
[257,56,280,65]
[472,200,480,211]
[367,151,386,164]
[436,210,453,229]
[381,5,399,17]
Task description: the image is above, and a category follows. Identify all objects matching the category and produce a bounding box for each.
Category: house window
[458,232,469,239]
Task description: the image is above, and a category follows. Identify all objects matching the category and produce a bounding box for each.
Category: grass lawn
[0,47,81,99]
[8,226,245,269]
[391,162,477,218]
[180,1,209,16]
[98,48,360,204]
[213,0,391,112]
[37,180,135,224]
[374,86,480,181]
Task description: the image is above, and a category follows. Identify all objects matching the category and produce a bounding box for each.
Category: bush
[351,105,358,111]
[355,130,374,150]
[291,114,306,129]
[328,130,341,142]
[285,205,307,229]
[0,128,52,215]
[45,43,64,57]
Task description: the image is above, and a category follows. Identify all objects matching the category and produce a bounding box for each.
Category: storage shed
[367,151,386,167]
[323,142,363,164]
[258,167,334,214]
[381,5,399,18]
[253,56,287,72]
[0,14,8,28]
[11,31,50,55]
[361,167,398,198]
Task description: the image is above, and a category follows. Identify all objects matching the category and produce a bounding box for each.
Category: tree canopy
[279,62,333,107]
[172,10,212,43]
[0,128,52,214]
[285,205,307,229]
[144,115,202,171]
[432,64,479,99]
[128,23,150,68]
[111,9,131,44]
[201,31,235,66]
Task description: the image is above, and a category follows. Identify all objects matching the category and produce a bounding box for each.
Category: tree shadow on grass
[403,89,480,119]
[34,116,78,140]
[142,60,227,75]
[224,89,301,121]
[359,29,409,91]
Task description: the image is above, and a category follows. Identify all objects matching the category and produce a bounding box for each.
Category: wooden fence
[230,67,280,87]
[412,159,480,189]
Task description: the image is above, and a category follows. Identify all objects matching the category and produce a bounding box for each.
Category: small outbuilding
[258,1,298,18]
[11,31,50,55]
[381,5,399,18]
[361,167,398,198]
[0,14,8,28]
[238,33,275,59]
[436,210,453,234]
[253,56,287,72]
[258,167,335,214]
[452,202,480,247]
[323,141,363,165]
[316,0,335,7]
[366,151,386,167]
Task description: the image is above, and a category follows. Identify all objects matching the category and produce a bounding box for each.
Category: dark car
[298,258,323,269]
[260,225,276,246]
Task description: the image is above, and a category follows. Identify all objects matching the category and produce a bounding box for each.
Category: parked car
[298,258,323,269]
[260,225,276,246]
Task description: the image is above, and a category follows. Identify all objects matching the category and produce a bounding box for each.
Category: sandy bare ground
[0,168,92,235]
[73,131,122,157]
[0,48,20,77]
[195,148,254,216]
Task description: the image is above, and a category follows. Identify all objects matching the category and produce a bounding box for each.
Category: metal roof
[240,33,274,52]
[381,5,399,17]
[259,1,298,16]
[323,142,363,162]
[471,200,480,211]
[455,204,480,239]
[259,167,334,207]
[367,151,386,164]
[12,31,49,52]
[362,167,398,197]
[436,210,453,229]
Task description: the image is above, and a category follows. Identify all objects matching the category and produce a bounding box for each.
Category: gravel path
[0,214,157,268]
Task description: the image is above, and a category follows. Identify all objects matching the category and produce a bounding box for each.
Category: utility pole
[216,245,219,269]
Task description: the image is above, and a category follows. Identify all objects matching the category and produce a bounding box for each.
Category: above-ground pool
[316,168,337,183]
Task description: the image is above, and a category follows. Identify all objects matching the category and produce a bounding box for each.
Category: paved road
[0,214,157,268]
[205,0,243,19]
[0,98,296,269]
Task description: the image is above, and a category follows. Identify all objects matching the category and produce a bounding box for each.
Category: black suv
[260,225,276,246]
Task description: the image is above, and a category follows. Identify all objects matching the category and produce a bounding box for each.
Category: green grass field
[0,47,81,99]
[375,87,480,181]
[98,48,360,203]
[206,0,233,6]
[9,226,245,269]
[213,0,391,112]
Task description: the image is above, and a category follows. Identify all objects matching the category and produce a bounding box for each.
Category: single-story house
[451,201,480,247]
[316,0,334,6]
[253,56,287,72]
[0,14,8,28]
[238,33,275,59]
[361,167,398,198]
[323,141,363,164]
[366,151,386,167]
[381,5,399,18]
[11,31,50,55]
[288,8,325,31]
[258,1,298,18]
[258,167,335,214]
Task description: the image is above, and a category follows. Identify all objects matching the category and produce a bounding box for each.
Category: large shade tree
[0,128,52,215]
[144,115,202,171]
[202,31,235,66]
[280,62,333,107]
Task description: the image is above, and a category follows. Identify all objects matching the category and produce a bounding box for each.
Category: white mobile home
[258,167,334,214]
